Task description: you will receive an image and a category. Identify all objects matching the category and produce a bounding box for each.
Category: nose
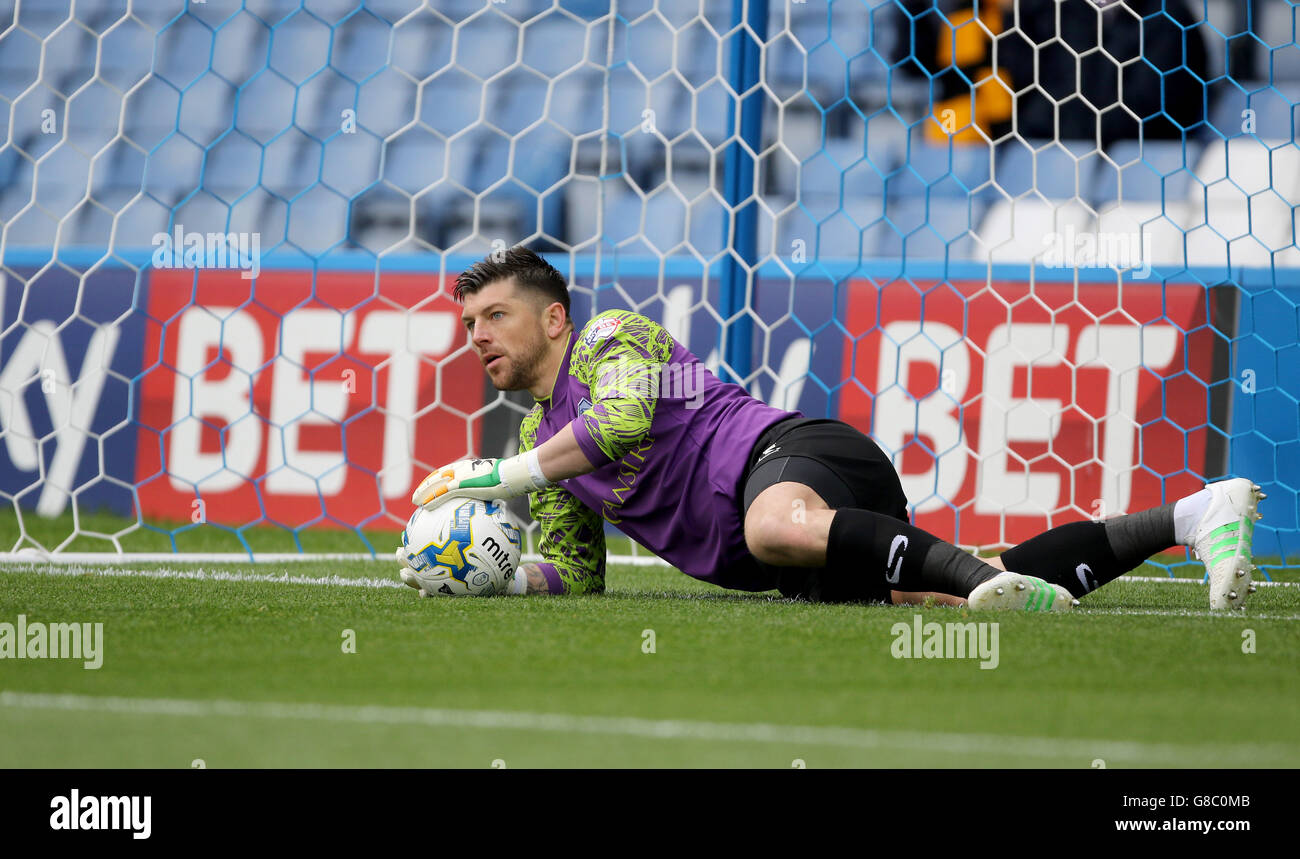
[472,325,492,352]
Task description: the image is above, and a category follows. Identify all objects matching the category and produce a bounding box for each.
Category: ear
[543,301,568,339]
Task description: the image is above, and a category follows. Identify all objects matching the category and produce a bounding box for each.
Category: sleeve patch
[583,316,621,346]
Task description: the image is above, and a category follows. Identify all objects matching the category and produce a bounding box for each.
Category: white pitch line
[0,552,380,564]
[0,563,404,590]
[1121,575,1300,588]
[4,566,1300,618]
[1,690,1293,765]
[1079,607,1300,621]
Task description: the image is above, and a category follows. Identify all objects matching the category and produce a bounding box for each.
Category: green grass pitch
[2,510,1298,768]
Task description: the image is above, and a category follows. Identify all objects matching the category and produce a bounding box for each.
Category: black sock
[827,509,1003,598]
[999,505,1177,597]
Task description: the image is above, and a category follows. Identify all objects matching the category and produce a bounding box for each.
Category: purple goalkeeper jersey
[518,310,799,593]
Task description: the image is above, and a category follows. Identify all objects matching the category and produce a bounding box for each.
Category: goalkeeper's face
[462,280,553,392]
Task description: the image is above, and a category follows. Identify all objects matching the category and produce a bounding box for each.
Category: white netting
[0,0,1296,572]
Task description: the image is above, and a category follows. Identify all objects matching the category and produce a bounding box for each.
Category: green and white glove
[411,453,551,509]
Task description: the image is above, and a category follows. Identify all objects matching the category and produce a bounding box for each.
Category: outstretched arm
[530,422,598,483]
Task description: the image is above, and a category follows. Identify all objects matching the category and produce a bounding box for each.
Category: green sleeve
[519,405,606,595]
[568,310,676,463]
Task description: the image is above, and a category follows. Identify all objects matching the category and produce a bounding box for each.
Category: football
[398,499,523,597]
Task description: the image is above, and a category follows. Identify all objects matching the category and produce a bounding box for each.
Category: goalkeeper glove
[411,451,551,509]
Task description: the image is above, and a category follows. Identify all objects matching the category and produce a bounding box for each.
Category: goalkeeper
[407,246,1263,612]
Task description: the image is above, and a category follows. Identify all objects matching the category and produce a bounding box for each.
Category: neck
[529,327,572,401]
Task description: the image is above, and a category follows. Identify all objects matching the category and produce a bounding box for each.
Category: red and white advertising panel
[839,279,1213,547]
[136,270,484,530]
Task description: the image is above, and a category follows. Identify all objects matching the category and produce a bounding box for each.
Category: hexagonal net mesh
[0,0,1295,576]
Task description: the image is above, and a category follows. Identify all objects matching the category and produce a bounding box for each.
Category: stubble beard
[494,328,550,392]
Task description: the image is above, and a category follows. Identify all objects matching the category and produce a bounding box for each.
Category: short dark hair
[454,245,570,320]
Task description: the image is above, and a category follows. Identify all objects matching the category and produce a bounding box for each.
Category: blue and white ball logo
[400,499,522,596]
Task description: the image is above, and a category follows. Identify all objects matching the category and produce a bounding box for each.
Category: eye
[464,320,474,332]
[491,311,505,320]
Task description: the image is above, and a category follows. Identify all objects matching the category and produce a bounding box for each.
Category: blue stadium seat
[39,21,97,93]
[829,0,874,62]
[209,13,269,86]
[455,16,519,82]
[418,68,480,138]
[234,74,297,141]
[295,74,358,142]
[993,138,1099,201]
[1258,0,1300,80]
[12,2,71,38]
[66,87,123,152]
[605,66,651,136]
[108,193,171,248]
[173,192,236,236]
[91,144,146,207]
[1208,81,1298,140]
[155,18,214,88]
[319,132,382,199]
[805,40,848,104]
[522,16,589,80]
[331,13,393,85]
[382,134,447,195]
[787,5,830,55]
[178,74,236,146]
[468,132,512,194]
[801,138,887,200]
[287,193,349,254]
[817,208,879,260]
[487,71,549,137]
[140,137,205,205]
[687,194,727,256]
[687,80,732,145]
[259,134,319,199]
[678,22,720,85]
[902,142,993,197]
[642,192,688,253]
[547,68,603,137]
[203,134,264,197]
[765,32,806,94]
[357,69,417,137]
[879,195,982,259]
[1094,140,1202,204]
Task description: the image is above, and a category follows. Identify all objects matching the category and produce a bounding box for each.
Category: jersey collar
[538,328,577,413]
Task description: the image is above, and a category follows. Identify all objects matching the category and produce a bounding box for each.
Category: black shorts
[739,417,911,604]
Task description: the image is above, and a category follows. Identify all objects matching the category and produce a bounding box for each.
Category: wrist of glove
[411,450,551,509]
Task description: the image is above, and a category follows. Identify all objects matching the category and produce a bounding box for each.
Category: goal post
[0,0,1296,577]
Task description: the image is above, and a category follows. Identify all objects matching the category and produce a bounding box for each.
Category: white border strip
[2,690,1294,764]
[1123,575,1299,588]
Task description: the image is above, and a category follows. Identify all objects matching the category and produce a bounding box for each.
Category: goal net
[0,0,1296,576]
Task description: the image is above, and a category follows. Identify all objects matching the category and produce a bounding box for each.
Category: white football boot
[1188,478,1264,611]
[967,572,1077,612]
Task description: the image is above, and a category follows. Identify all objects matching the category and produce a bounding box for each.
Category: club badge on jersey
[583,316,620,346]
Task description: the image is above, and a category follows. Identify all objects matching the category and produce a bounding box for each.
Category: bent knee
[744,504,823,566]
